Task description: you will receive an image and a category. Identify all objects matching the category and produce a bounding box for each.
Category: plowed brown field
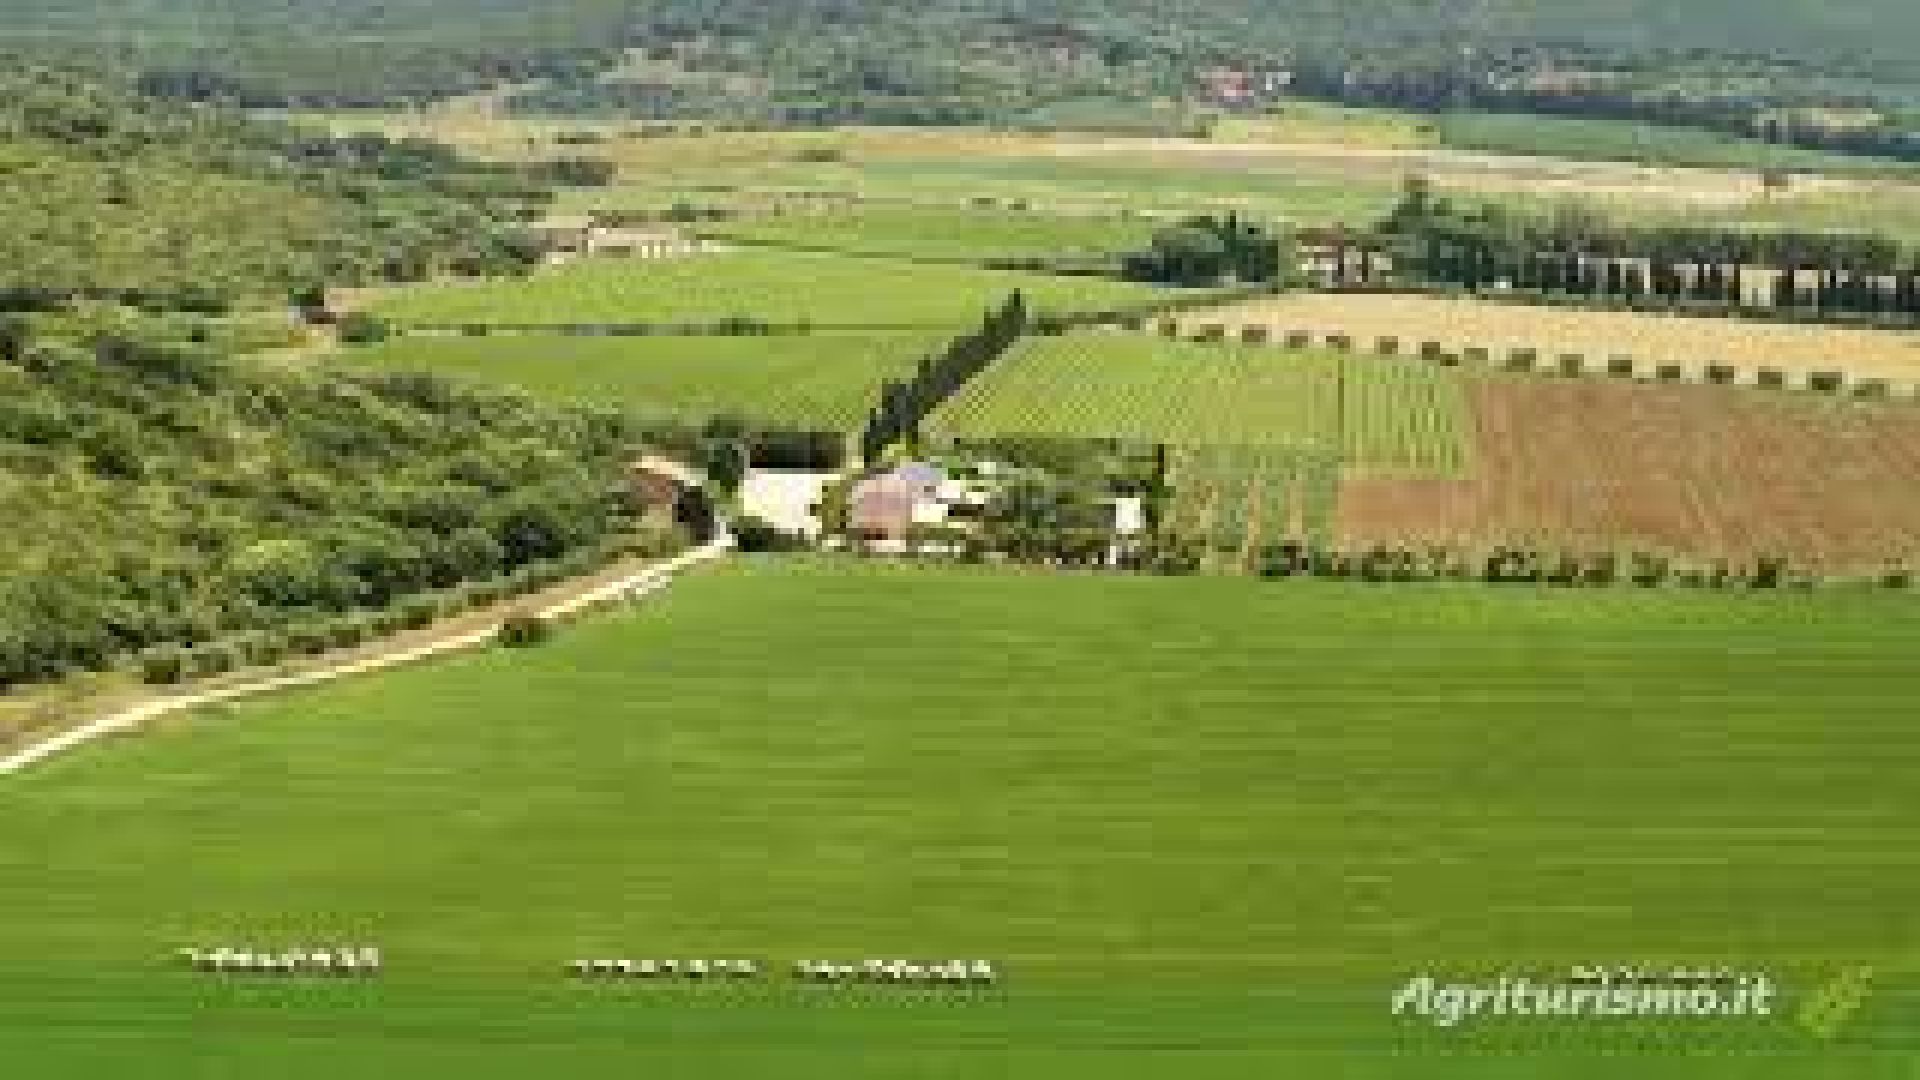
[1338,377,1920,572]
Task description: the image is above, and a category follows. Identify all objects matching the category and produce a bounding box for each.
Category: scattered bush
[498,613,554,648]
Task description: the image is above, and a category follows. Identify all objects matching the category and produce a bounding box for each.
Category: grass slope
[342,332,947,429]
[370,250,1185,328]
[0,561,1914,1075]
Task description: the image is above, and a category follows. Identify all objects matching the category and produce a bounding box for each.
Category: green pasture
[556,155,1401,227]
[696,204,1152,262]
[927,334,1468,469]
[0,560,1914,1075]
[341,331,947,429]
[1433,111,1919,176]
[368,249,1184,328]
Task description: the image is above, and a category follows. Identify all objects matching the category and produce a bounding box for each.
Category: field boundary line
[0,533,733,777]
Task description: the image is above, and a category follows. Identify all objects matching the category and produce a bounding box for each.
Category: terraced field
[369,249,1185,329]
[342,332,947,430]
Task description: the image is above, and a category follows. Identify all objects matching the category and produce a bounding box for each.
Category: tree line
[860,292,1029,462]
[1121,213,1292,288]
[1370,178,1920,322]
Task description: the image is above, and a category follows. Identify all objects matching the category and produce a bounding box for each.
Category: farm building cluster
[526,217,708,264]
[842,458,1145,561]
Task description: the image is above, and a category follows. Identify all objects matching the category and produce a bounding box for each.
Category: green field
[0,560,1915,1075]
[1434,111,1919,176]
[369,250,1187,328]
[927,335,1468,469]
[1169,444,1344,559]
[554,155,1402,230]
[698,205,1152,263]
[341,332,947,429]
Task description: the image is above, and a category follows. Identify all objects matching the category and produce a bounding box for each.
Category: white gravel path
[0,531,731,777]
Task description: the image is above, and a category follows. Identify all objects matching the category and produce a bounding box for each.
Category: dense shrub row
[135,528,683,685]
[0,333,654,690]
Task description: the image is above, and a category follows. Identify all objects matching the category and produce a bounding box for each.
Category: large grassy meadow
[342,332,947,429]
[1,560,1914,1075]
[368,249,1187,328]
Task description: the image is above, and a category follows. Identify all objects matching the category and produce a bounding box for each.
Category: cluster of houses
[845,459,1144,560]
[569,957,760,979]
[178,946,382,975]
[525,217,707,264]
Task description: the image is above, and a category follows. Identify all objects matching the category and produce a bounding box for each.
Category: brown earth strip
[1338,377,1920,573]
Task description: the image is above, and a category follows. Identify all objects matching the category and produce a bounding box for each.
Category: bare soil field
[1192,291,1920,384]
[1337,376,1920,573]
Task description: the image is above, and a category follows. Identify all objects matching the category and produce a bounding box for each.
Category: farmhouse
[849,464,943,544]
[630,456,705,509]
[527,217,702,262]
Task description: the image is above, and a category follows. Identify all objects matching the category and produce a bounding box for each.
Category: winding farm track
[0,532,732,777]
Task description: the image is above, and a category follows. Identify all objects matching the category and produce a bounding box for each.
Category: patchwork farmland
[922,331,1920,575]
[367,248,1187,329]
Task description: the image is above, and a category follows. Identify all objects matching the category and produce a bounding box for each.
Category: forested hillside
[0,330,641,689]
[0,64,558,313]
[10,0,1920,108]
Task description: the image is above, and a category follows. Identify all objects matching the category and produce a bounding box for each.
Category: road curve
[0,531,732,777]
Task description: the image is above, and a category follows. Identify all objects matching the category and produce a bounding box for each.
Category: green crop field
[0,560,1914,1076]
[341,332,948,429]
[927,335,1468,469]
[1434,111,1918,176]
[368,250,1186,329]
[1169,444,1344,561]
[698,205,1153,263]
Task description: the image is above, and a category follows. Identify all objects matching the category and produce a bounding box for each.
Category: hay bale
[1756,367,1787,389]
[1606,354,1636,377]
[1705,363,1737,384]
[1505,348,1538,372]
[1854,378,1890,399]
[1240,324,1271,344]
[1374,336,1401,356]
[1284,330,1313,350]
[1556,353,1585,377]
[1655,362,1685,382]
[1325,334,1353,352]
[1807,371,1846,395]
